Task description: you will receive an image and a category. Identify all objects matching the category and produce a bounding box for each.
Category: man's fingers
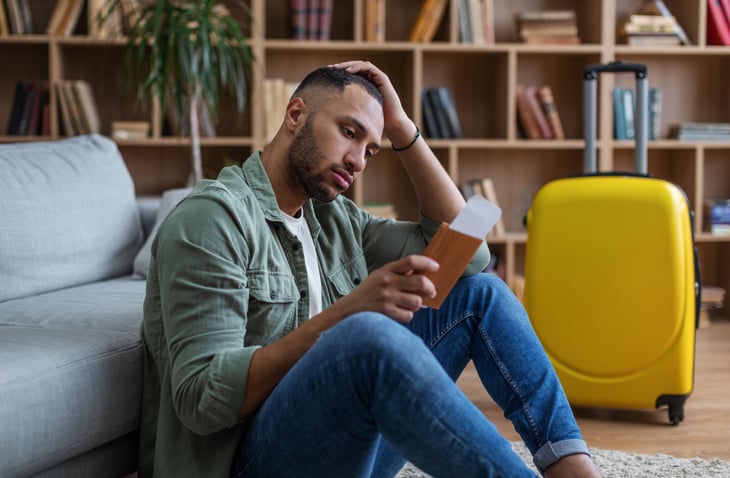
[388,255,439,276]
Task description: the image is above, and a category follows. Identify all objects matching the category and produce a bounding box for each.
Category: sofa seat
[0,278,145,477]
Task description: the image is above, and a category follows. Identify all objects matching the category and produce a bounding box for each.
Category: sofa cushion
[0,134,143,302]
[133,187,193,278]
[0,278,145,477]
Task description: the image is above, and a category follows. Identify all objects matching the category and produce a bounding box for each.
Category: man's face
[288,84,383,203]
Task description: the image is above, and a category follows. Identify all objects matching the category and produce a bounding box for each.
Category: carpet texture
[396,441,730,477]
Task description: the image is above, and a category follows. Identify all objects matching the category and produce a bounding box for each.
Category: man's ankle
[543,453,602,478]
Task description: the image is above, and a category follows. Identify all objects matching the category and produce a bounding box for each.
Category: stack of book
[5,81,50,136]
[704,199,730,236]
[619,0,690,45]
[56,80,101,136]
[618,14,682,45]
[1,0,34,34]
[515,10,580,45]
[612,87,663,140]
[289,0,334,40]
[670,122,730,141]
[457,0,495,44]
[421,86,463,139]
[515,85,565,140]
[111,121,150,140]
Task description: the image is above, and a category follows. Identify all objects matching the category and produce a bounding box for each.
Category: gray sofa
[0,135,178,477]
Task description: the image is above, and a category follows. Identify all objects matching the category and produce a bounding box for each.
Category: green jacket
[138,151,490,477]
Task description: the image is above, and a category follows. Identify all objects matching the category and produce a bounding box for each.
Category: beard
[288,118,339,203]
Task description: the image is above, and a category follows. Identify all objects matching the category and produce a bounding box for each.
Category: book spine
[537,85,564,140]
[364,0,385,42]
[649,87,662,140]
[6,81,27,135]
[481,0,495,43]
[707,0,730,45]
[622,88,635,140]
[318,0,333,40]
[421,88,441,138]
[289,0,307,39]
[612,87,626,140]
[515,86,542,139]
[436,86,463,138]
[307,0,319,40]
[427,87,453,138]
[523,86,552,139]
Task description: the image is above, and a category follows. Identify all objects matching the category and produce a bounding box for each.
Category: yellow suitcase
[523,63,700,425]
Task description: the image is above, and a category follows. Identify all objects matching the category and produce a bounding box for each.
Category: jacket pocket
[327,254,368,297]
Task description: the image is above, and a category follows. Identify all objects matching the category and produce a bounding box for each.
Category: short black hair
[292,66,384,106]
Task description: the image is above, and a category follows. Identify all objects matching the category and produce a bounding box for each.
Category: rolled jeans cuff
[533,439,591,474]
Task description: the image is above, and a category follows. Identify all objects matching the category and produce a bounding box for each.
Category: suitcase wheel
[668,405,684,426]
[657,394,688,426]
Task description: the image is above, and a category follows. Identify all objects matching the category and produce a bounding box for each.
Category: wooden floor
[457,318,730,460]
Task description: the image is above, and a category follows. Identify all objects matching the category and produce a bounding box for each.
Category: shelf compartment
[493,0,602,45]
[456,147,583,233]
[421,50,509,139]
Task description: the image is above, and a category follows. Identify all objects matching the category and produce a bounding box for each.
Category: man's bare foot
[543,453,602,478]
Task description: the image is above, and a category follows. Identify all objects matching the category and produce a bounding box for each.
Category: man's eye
[342,127,355,138]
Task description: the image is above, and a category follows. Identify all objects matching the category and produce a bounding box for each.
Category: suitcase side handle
[583,61,649,175]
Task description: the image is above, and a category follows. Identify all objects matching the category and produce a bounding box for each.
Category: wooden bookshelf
[1,0,729,294]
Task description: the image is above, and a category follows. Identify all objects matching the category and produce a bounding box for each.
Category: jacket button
[270,291,277,300]
[353,277,361,285]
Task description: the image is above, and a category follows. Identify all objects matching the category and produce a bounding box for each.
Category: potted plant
[102,0,254,185]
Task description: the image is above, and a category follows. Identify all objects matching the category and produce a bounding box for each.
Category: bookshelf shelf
[1,0,729,293]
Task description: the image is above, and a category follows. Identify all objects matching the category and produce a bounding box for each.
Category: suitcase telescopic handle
[583,61,649,175]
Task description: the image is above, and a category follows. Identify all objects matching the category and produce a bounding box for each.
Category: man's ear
[285,97,307,132]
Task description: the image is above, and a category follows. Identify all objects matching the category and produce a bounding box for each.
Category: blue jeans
[232,273,588,477]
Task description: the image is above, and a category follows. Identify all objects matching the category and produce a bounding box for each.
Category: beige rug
[396,441,730,477]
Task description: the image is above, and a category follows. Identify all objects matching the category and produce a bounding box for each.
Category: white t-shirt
[281,210,323,318]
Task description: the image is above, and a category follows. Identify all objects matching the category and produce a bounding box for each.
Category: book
[47,0,70,34]
[18,0,32,33]
[55,0,84,36]
[707,0,730,45]
[6,81,28,135]
[481,0,495,43]
[516,9,580,44]
[56,81,75,135]
[612,87,627,140]
[0,0,9,35]
[289,0,307,39]
[421,88,441,138]
[409,0,448,43]
[523,86,552,139]
[515,85,542,139]
[307,0,319,40]
[622,87,635,139]
[639,0,691,44]
[317,0,333,40]
[73,80,101,134]
[111,121,150,140]
[435,86,463,138]
[422,87,462,139]
[6,0,23,33]
[536,85,564,140]
[422,195,502,308]
[467,0,484,44]
[364,0,385,42]
[649,87,663,140]
[480,178,506,236]
[457,0,473,43]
